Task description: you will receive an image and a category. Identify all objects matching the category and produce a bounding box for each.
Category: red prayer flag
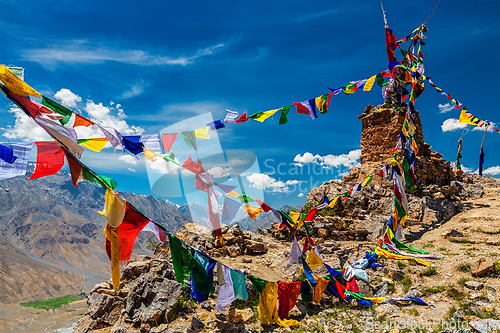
[8,92,58,119]
[106,202,150,264]
[277,281,301,319]
[161,133,178,152]
[182,155,206,175]
[29,141,65,180]
[64,149,83,187]
[235,112,249,123]
[73,114,94,127]
[385,27,398,62]
[304,207,317,221]
[256,199,272,212]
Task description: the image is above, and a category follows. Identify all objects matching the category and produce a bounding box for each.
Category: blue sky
[1,0,499,209]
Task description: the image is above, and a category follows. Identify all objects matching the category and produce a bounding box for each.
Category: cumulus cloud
[472,122,497,132]
[119,155,139,165]
[298,193,304,197]
[207,166,233,178]
[149,157,182,175]
[2,107,52,141]
[483,166,500,176]
[438,103,454,113]
[22,40,225,67]
[120,81,147,99]
[246,173,301,193]
[441,118,467,132]
[54,88,82,108]
[293,149,361,168]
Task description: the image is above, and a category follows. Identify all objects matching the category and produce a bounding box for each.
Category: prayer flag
[315,94,331,114]
[230,269,248,300]
[41,96,73,125]
[256,199,272,212]
[121,136,144,155]
[215,265,236,311]
[0,144,16,164]
[207,120,225,130]
[190,250,216,302]
[289,236,301,265]
[0,142,32,181]
[223,109,239,123]
[0,65,41,98]
[249,108,280,122]
[140,134,162,154]
[221,196,242,225]
[305,247,323,270]
[181,131,197,150]
[29,141,65,180]
[194,127,210,139]
[161,133,178,152]
[34,116,84,158]
[64,149,117,189]
[142,221,168,243]
[169,234,194,284]
[73,114,94,127]
[278,106,292,125]
[363,75,376,91]
[99,125,124,151]
[236,112,249,123]
[312,275,329,304]
[103,189,126,227]
[78,137,109,152]
[293,100,318,119]
[182,155,205,174]
[244,205,263,219]
[277,281,301,319]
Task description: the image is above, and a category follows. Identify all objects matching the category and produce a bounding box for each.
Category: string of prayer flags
[0,65,41,98]
[29,141,65,180]
[0,142,32,181]
[5,89,63,120]
[249,108,280,122]
[181,131,197,150]
[278,106,292,125]
[64,149,117,189]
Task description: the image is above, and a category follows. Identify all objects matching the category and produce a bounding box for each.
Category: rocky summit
[71,103,500,333]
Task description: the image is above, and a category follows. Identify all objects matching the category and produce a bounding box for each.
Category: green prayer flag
[169,234,193,284]
[239,194,254,204]
[392,237,430,254]
[181,131,197,151]
[82,165,117,190]
[318,94,329,114]
[401,157,413,189]
[248,275,266,294]
[278,106,291,125]
[163,152,181,166]
[376,74,388,87]
[393,196,407,222]
[42,95,73,125]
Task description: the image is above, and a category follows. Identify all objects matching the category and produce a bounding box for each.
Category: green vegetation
[235,295,260,310]
[407,307,419,316]
[396,261,407,270]
[418,267,437,277]
[446,287,466,301]
[421,286,445,296]
[394,274,412,293]
[438,247,448,252]
[475,228,500,235]
[422,242,435,248]
[457,277,471,287]
[449,237,475,244]
[19,295,83,310]
[457,263,471,272]
[495,262,500,275]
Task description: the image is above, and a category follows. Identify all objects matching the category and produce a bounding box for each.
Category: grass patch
[397,261,407,270]
[235,295,260,310]
[408,307,419,316]
[446,287,466,301]
[19,296,83,310]
[457,263,471,272]
[495,262,500,275]
[475,228,500,235]
[438,247,448,252]
[421,286,445,296]
[457,277,471,287]
[422,243,435,248]
[394,274,412,293]
[449,238,475,244]
[419,267,437,277]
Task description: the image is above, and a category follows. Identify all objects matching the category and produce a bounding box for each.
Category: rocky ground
[70,175,500,333]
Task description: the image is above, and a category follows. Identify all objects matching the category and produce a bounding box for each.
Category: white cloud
[119,155,138,165]
[293,149,361,168]
[22,40,225,67]
[441,118,467,132]
[438,103,454,113]
[246,173,300,193]
[207,166,233,178]
[483,166,500,176]
[127,168,136,173]
[54,88,82,108]
[120,81,147,99]
[298,193,304,197]
[2,107,52,141]
[149,157,182,175]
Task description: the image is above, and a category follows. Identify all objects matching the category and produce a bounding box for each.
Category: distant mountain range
[0,164,294,303]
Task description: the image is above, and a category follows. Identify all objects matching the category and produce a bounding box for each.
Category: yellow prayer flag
[312,274,329,304]
[143,147,162,162]
[363,297,387,303]
[305,248,324,270]
[402,124,410,138]
[251,109,280,122]
[363,75,376,91]
[289,211,301,224]
[194,127,210,139]
[225,191,240,198]
[80,137,109,152]
[459,109,482,126]
[362,175,373,187]
[0,65,41,98]
[104,190,126,228]
[374,246,431,266]
[327,196,339,208]
[244,205,263,219]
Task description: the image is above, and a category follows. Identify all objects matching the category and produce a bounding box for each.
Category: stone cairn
[263,102,486,244]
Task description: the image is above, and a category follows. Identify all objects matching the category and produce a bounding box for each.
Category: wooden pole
[381,2,388,28]
[423,1,440,25]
